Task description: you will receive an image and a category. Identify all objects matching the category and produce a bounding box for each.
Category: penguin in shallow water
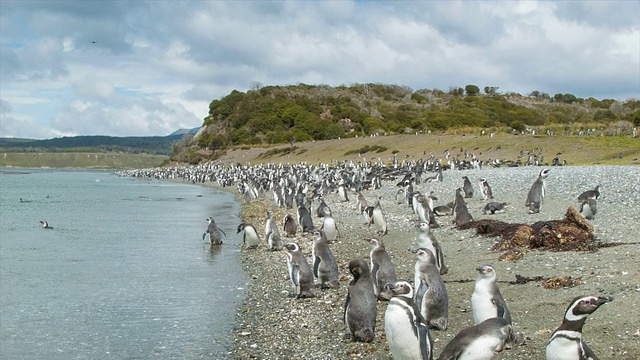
[579,199,597,220]
[545,295,613,360]
[578,185,600,202]
[203,217,226,245]
[471,265,511,325]
[39,220,54,229]
[454,188,473,227]
[282,213,297,237]
[384,280,433,360]
[283,242,315,298]
[369,237,399,301]
[462,176,474,198]
[311,230,340,289]
[413,248,448,330]
[478,178,494,200]
[437,317,513,360]
[236,223,260,249]
[415,221,447,275]
[482,202,508,215]
[525,168,549,214]
[344,258,377,342]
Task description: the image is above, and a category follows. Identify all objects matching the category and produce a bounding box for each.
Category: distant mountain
[0,129,199,156]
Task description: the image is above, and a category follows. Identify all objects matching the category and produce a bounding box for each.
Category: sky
[1,1,639,139]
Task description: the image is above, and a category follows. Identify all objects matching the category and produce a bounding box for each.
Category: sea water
[0,168,247,359]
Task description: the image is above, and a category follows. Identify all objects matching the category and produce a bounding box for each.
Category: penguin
[545,295,613,360]
[343,258,377,343]
[203,217,226,245]
[39,220,54,229]
[357,191,369,214]
[370,199,388,235]
[413,248,448,330]
[579,198,597,220]
[369,237,399,301]
[337,182,350,202]
[525,168,549,214]
[236,223,260,249]
[282,213,297,237]
[578,185,600,202]
[297,203,315,233]
[415,221,448,275]
[437,317,513,360]
[426,192,440,228]
[264,211,279,241]
[414,194,432,224]
[454,188,473,227]
[316,198,331,218]
[482,202,508,215]
[462,176,474,198]
[471,265,511,325]
[384,280,433,360]
[283,242,316,298]
[433,201,454,216]
[311,230,340,289]
[266,228,284,251]
[478,178,494,200]
[395,188,405,204]
[321,210,339,242]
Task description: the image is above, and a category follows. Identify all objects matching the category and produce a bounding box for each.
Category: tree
[465,84,480,96]
[484,86,499,96]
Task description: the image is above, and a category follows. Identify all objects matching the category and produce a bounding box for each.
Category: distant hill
[0,128,200,156]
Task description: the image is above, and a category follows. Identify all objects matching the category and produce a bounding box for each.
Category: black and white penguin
[337,181,350,202]
[384,280,433,360]
[321,210,338,242]
[344,258,377,342]
[297,203,315,233]
[283,242,316,298]
[282,213,297,237]
[311,230,340,289]
[471,265,511,325]
[236,223,260,249]
[579,199,597,220]
[265,211,279,242]
[395,188,405,204]
[357,191,369,214]
[433,201,454,216]
[482,202,508,215]
[413,248,448,330]
[203,217,226,245]
[454,188,473,227]
[578,185,600,202]
[437,317,513,360]
[478,178,494,200]
[369,237,399,301]
[39,220,54,229]
[545,295,613,360]
[316,198,331,218]
[525,168,549,214]
[370,199,388,235]
[266,228,283,251]
[415,221,448,275]
[462,176,474,198]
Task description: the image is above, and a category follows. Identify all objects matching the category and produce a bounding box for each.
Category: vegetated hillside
[177,83,639,164]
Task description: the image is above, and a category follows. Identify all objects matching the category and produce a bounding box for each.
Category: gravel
[204,165,640,359]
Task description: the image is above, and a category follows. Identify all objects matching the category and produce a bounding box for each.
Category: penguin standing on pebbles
[525,168,549,214]
[579,199,597,220]
[462,176,474,198]
[545,295,613,360]
[384,281,433,360]
[344,259,377,342]
[311,230,340,289]
[395,188,405,204]
[437,317,513,360]
[284,242,316,298]
[578,185,600,202]
[369,238,399,301]
[454,188,473,227]
[415,221,448,275]
[297,203,315,233]
[282,214,297,237]
[471,265,511,325]
[478,178,494,200]
[321,209,338,242]
[236,223,260,249]
[413,248,448,330]
[370,199,388,235]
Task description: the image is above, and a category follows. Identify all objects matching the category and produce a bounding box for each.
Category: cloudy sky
[1,1,638,139]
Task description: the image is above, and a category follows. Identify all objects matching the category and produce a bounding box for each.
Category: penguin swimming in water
[311,230,340,289]
[462,176,474,198]
[283,242,316,298]
[454,188,473,227]
[39,220,54,229]
[437,317,513,360]
[203,217,226,245]
[471,265,511,325]
[415,221,448,275]
[478,178,494,200]
[413,248,448,330]
[369,237,399,301]
[525,168,549,214]
[482,202,508,215]
[344,258,377,342]
[579,199,597,220]
[236,223,260,249]
[384,280,433,360]
[578,185,600,202]
[545,295,613,360]
[282,213,297,237]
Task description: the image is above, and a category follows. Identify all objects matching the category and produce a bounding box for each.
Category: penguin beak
[596,296,613,306]
[406,247,418,254]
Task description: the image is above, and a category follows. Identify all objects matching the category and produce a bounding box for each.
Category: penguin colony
[119,158,618,359]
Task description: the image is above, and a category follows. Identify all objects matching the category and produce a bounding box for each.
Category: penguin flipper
[415,279,428,306]
[313,256,321,278]
[219,228,227,237]
[202,231,208,240]
[291,265,300,287]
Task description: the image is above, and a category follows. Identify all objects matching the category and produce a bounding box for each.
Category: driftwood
[458,207,601,252]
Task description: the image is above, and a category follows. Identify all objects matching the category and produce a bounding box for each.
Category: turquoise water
[0,169,246,359]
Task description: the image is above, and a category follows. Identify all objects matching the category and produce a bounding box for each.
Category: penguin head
[369,237,383,249]
[564,295,613,321]
[206,217,213,223]
[476,264,497,281]
[237,223,245,234]
[416,221,430,232]
[284,242,300,253]
[348,259,369,279]
[415,248,436,264]
[384,281,414,298]
[540,168,550,178]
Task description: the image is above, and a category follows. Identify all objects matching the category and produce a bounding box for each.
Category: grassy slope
[216,133,639,166]
[0,152,168,169]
